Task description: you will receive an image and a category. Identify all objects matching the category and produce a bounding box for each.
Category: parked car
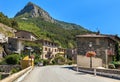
[37,62,43,66]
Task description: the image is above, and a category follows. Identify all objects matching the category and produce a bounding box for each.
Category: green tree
[5,54,20,65]
[52,54,66,65]
[115,43,120,61]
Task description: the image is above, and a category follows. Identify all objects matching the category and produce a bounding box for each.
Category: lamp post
[89,42,92,68]
[105,49,108,68]
[89,42,92,48]
[26,47,33,66]
[26,47,33,56]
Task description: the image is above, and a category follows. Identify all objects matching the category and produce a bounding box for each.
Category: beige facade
[37,40,66,59]
[77,55,102,68]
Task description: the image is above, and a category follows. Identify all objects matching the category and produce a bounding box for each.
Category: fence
[74,66,120,79]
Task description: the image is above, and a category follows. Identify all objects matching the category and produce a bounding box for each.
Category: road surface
[21,65,120,82]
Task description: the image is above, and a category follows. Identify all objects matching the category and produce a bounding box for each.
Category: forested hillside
[0,12,17,37]
[0,12,18,29]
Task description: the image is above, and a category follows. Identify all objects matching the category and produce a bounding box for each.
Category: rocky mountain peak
[15,2,54,23]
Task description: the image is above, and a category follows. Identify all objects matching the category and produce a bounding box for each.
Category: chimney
[96,30,100,35]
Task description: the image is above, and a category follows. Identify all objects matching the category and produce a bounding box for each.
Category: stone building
[15,30,37,41]
[0,33,8,43]
[0,33,8,58]
[7,30,38,54]
[7,30,66,59]
[66,48,77,61]
[76,33,120,67]
[8,37,27,54]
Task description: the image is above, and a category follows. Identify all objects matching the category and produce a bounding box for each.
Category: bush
[108,64,115,69]
[5,54,20,65]
[51,59,56,65]
[34,59,40,65]
[111,61,120,69]
[67,60,73,65]
[10,68,17,74]
[10,68,21,74]
[43,59,49,66]
[0,59,7,65]
[52,56,66,65]
[0,74,1,80]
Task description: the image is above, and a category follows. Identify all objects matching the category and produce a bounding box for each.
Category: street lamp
[89,42,92,68]
[25,47,33,66]
[105,46,111,68]
[25,47,33,56]
[89,42,92,49]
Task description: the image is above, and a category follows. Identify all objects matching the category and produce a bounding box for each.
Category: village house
[36,40,66,59]
[66,48,77,61]
[76,32,120,68]
[7,30,66,59]
[0,33,8,43]
[7,30,37,54]
[58,47,66,56]
[0,33,8,58]
[15,30,37,41]
[8,37,29,54]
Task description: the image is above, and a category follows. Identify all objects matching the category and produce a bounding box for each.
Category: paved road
[21,65,120,82]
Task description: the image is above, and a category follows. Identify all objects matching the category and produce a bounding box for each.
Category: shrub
[43,59,49,66]
[0,74,1,80]
[52,56,66,65]
[0,59,7,65]
[51,59,56,65]
[108,64,115,69]
[111,61,120,69]
[10,67,21,74]
[34,59,41,65]
[67,60,73,65]
[5,54,20,65]
[10,68,17,74]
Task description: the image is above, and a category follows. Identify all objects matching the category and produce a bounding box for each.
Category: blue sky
[0,0,120,35]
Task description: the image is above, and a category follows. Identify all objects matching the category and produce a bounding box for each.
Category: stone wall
[0,65,21,73]
[77,55,102,68]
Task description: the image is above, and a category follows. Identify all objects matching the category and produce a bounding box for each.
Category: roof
[8,37,35,42]
[36,39,59,46]
[76,34,120,42]
[15,30,38,38]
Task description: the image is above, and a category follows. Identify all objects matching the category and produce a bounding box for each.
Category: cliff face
[15,2,54,23]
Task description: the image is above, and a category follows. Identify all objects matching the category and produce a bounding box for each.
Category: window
[55,49,57,52]
[45,47,47,51]
[96,38,100,45]
[49,48,51,52]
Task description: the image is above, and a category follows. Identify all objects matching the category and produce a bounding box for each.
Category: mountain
[15,2,54,23]
[14,2,92,48]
